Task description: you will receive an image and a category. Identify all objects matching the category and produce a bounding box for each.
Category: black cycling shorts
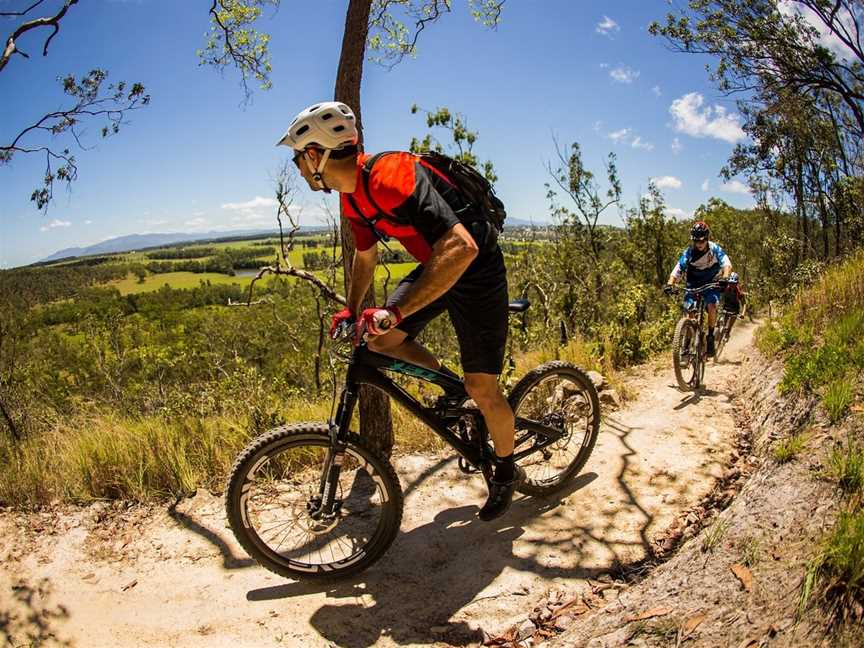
[385,221,509,375]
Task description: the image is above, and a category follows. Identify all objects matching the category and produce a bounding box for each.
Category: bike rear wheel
[672,317,699,391]
[507,362,600,496]
[225,423,403,580]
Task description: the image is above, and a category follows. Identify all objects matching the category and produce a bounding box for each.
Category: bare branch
[0,1,51,17]
[0,0,78,74]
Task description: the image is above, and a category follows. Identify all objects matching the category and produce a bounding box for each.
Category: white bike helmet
[276,101,358,151]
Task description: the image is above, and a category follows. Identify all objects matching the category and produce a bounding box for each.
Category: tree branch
[0,0,78,74]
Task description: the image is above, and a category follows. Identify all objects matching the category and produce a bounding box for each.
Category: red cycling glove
[358,306,403,336]
[329,308,355,337]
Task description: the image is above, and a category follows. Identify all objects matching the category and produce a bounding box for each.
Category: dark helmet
[691,220,710,241]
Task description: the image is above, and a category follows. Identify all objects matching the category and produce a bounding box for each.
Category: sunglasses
[292,150,305,167]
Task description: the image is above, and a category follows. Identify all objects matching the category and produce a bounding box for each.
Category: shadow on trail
[168,501,256,570]
[248,412,669,648]
[673,386,730,410]
[249,473,606,648]
[0,578,71,648]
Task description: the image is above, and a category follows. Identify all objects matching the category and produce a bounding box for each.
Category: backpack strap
[344,192,389,243]
[361,151,399,217]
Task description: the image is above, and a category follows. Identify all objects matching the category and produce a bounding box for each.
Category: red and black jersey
[340,152,469,263]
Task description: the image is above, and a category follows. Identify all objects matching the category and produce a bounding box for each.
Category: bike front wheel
[672,317,699,391]
[507,362,600,496]
[225,423,403,580]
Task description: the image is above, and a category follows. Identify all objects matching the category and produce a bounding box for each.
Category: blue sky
[0,0,756,268]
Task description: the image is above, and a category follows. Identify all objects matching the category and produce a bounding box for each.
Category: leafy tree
[409,104,498,182]
[651,0,864,260]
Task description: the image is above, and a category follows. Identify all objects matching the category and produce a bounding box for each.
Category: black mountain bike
[669,281,726,391]
[225,300,601,580]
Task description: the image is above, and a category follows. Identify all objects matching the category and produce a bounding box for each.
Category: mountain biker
[277,101,523,521]
[663,220,733,357]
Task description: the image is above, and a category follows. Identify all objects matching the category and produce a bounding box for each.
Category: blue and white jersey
[671,242,732,286]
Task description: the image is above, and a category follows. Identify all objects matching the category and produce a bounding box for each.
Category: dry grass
[0,391,457,507]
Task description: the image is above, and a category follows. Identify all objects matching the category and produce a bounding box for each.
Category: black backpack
[359,150,507,233]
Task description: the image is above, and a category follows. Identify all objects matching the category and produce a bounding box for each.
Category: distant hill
[38,218,545,264]
[38,228,321,264]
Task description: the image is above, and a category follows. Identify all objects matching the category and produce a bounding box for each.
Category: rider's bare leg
[707,302,717,329]
[367,329,440,370]
[464,372,515,457]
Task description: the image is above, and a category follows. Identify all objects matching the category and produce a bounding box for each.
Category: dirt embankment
[533,332,843,648]
[2,321,761,648]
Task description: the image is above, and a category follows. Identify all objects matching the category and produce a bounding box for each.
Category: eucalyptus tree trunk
[334,0,394,457]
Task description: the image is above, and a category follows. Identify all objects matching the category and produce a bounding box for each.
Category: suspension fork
[313,377,359,518]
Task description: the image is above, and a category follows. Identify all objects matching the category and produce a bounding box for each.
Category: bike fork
[311,384,358,519]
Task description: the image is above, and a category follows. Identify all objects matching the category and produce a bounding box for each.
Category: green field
[111,271,258,294]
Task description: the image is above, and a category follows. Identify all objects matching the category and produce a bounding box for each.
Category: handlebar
[666,280,729,296]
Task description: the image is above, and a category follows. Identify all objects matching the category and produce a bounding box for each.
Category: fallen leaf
[682,612,706,634]
[625,606,673,622]
[736,639,758,648]
[730,563,753,591]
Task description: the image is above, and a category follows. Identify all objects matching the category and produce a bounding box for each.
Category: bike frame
[316,342,565,516]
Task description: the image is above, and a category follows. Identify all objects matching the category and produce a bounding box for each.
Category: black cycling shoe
[479,465,525,522]
[706,333,716,357]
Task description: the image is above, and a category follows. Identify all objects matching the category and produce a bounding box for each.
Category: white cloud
[593,120,604,133]
[652,175,683,190]
[596,15,620,36]
[606,127,653,151]
[222,196,278,212]
[701,179,710,192]
[40,219,71,232]
[652,85,662,97]
[671,137,683,155]
[185,217,208,228]
[665,207,690,220]
[631,136,654,151]
[221,196,279,224]
[608,128,631,142]
[669,92,745,143]
[722,179,752,195]
[84,219,93,225]
[610,65,640,84]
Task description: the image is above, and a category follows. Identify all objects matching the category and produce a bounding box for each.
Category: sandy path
[0,321,756,648]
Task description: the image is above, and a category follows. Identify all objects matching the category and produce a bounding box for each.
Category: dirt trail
[0,321,757,648]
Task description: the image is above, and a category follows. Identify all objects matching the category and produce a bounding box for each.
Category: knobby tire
[507,361,601,496]
[225,423,403,581]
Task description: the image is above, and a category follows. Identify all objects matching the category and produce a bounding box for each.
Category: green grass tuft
[701,517,729,553]
[800,508,864,623]
[739,535,763,567]
[773,433,808,464]
[828,437,864,495]
[823,377,855,424]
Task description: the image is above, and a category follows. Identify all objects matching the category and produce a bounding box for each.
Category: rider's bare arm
[391,223,478,318]
[348,245,378,314]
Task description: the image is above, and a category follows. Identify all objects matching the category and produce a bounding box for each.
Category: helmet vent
[333,125,345,132]
[309,104,321,111]
[296,125,310,135]
[321,113,333,121]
